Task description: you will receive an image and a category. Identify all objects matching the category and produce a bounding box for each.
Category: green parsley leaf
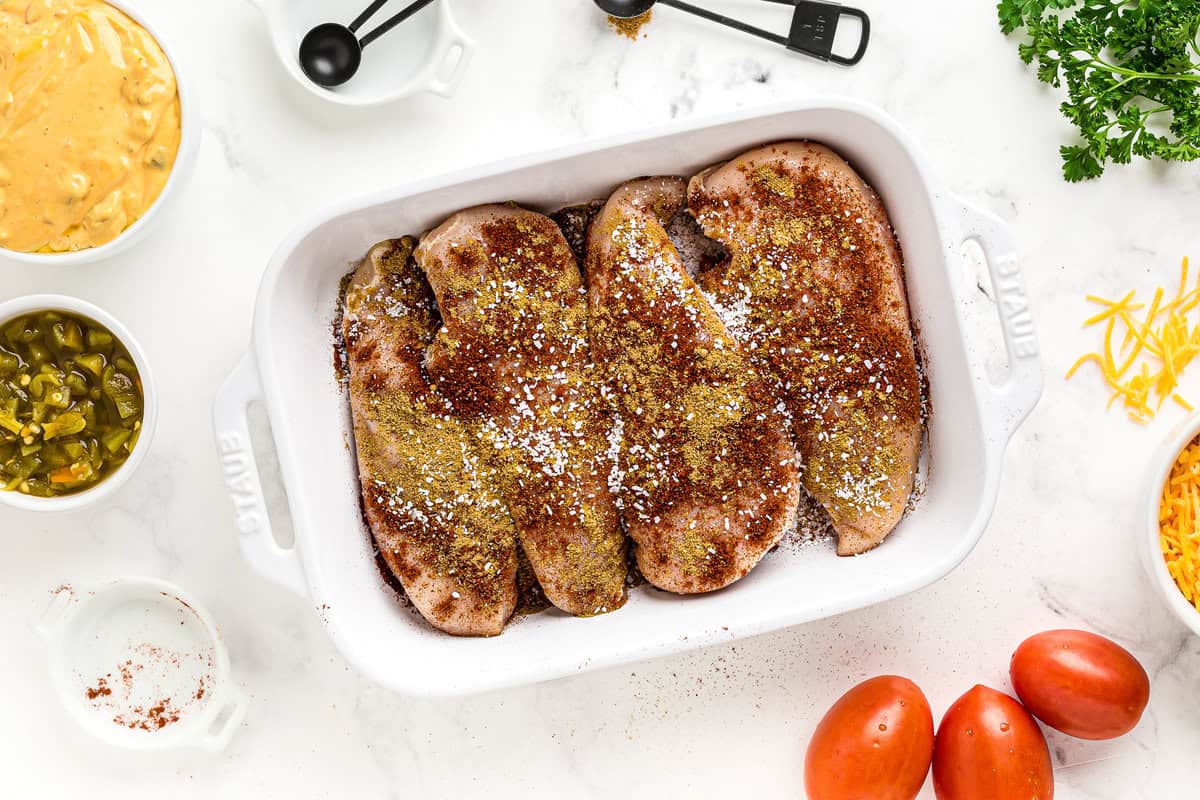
[999,0,1200,180]
[1061,144,1104,181]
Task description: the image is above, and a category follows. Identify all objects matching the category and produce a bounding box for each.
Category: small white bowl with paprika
[37,579,246,751]
[0,0,197,265]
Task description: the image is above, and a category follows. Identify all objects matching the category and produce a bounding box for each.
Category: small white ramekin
[0,0,197,266]
[37,578,246,751]
[249,0,475,107]
[0,294,157,512]
[1142,413,1200,638]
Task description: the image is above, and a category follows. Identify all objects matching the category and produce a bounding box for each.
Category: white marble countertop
[3,0,1198,797]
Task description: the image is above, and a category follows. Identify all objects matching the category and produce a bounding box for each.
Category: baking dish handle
[952,195,1044,443]
[213,355,309,599]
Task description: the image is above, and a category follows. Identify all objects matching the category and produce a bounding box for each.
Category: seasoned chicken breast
[688,142,923,555]
[342,238,518,636]
[415,205,628,617]
[586,177,800,594]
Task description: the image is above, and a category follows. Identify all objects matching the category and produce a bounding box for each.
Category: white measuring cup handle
[952,194,1044,444]
[427,2,475,98]
[33,585,76,638]
[200,688,249,752]
[212,355,308,599]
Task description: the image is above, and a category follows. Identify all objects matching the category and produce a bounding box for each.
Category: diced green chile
[102,367,141,419]
[85,329,113,349]
[0,310,143,497]
[0,351,19,375]
[101,428,131,454]
[50,321,83,352]
[75,353,105,377]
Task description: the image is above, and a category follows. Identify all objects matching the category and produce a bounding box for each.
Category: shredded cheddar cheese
[1159,434,1200,612]
[1067,258,1200,423]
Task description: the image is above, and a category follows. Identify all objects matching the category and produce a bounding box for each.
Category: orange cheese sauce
[0,0,180,253]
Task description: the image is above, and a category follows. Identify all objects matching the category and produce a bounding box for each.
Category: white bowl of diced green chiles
[0,295,155,511]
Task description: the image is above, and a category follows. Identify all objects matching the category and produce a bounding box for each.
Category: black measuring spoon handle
[763,0,871,65]
[359,0,438,48]
[349,0,391,33]
[826,6,869,66]
[661,0,871,66]
[659,0,788,47]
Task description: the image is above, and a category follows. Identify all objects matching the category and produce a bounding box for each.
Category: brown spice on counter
[608,10,652,40]
[85,677,112,700]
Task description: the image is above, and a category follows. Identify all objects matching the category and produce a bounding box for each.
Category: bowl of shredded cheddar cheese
[0,0,197,264]
[1146,415,1200,638]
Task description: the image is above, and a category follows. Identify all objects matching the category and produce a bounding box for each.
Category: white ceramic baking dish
[213,99,1043,696]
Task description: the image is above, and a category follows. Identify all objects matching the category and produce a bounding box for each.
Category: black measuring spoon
[299,0,438,88]
[595,0,870,66]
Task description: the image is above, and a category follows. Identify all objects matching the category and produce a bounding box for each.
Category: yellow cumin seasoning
[608,10,652,40]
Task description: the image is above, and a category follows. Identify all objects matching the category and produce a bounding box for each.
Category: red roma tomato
[804,675,934,800]
[1010,629,1150,740]
[933,685,1053,800]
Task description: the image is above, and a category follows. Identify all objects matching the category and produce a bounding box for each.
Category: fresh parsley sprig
[998,0,1200,180]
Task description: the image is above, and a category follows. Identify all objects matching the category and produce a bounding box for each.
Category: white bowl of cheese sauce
[0,0,197,265]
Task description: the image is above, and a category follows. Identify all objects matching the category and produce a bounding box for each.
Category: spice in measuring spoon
[608,8,652,39]
[0,310,144,497]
